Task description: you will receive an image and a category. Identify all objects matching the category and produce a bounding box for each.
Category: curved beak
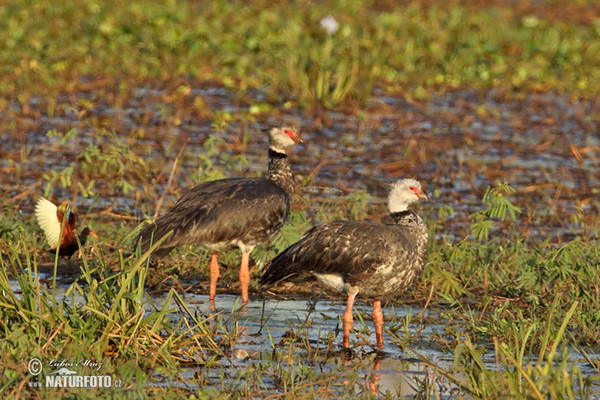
[292,133,303,144]
[413,188,428,201]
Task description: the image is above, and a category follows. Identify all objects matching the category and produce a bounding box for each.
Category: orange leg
[372,299,384,349]
[209,251,219,302]
[342,291,357,348]
[368,358,382,395]
[239,251,250,304]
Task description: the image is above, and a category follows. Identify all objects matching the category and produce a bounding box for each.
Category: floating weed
[386,307,415,348]
[424,181,600,345]
[40,128,151,199]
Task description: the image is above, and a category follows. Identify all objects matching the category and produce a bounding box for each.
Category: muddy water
[3,86,600,395]
[2,86,599,243]
[14,272,599,397]
[165,293,600,396]
[174,293,451,396]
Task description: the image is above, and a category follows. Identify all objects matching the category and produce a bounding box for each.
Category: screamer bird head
[388,179,427,213]
[269,126,302,153]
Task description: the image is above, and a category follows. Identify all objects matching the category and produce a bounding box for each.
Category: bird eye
[409,186,415,191]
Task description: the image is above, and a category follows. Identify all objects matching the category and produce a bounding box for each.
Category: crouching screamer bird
[35,197,97,258]
[136,126,303,304]
[260,178,428,350]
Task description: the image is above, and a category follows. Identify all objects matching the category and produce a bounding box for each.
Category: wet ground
[10,272,600,397]
[2,84,600,395]
[178,294,600,396]
[2,85,599,242]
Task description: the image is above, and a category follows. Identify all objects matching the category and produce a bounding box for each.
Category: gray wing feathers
[138,178,289,254]
[260,221,418,286]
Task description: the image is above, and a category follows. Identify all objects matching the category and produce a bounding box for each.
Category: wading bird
[260,179,428,349]
[35,197,97,258]
[137,126,302,304]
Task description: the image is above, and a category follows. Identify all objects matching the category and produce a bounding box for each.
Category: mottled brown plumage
[260,179,428,349]
[137,126,302,303]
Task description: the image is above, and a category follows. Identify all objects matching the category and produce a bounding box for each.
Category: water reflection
[8,274,600,396]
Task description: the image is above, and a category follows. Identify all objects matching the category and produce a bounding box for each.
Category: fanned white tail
[35,197,61,249]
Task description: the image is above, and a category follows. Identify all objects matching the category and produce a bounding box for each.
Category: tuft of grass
[425,182,600,345]
[413,300,596,399]
[1,1,600,397]
[0,234,225,397]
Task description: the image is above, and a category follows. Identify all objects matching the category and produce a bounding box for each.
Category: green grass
[1,0,600,398]
[2,177,599,398]
[1,0,600,108]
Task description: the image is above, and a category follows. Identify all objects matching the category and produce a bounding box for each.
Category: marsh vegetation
[1,0,599,398]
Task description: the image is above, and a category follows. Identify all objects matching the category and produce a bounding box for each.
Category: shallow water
[173,293,600,396]
[2,85,599,243]
[173,293,449,396]
[3,85,600,395]
[12,273,600,397]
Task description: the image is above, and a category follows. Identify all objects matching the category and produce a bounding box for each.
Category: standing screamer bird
[260,179,428,349]
[137,126,302,304]
[35,197,97,258]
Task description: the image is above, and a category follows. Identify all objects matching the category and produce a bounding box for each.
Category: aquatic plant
[2,1,599,108]
[1,0,600,397]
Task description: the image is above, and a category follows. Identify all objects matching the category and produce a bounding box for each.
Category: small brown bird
[35,197,97,258]
[137,126,303,304]
[260,179,428,350]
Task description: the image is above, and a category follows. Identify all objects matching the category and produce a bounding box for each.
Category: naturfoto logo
[27,358,121,389]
